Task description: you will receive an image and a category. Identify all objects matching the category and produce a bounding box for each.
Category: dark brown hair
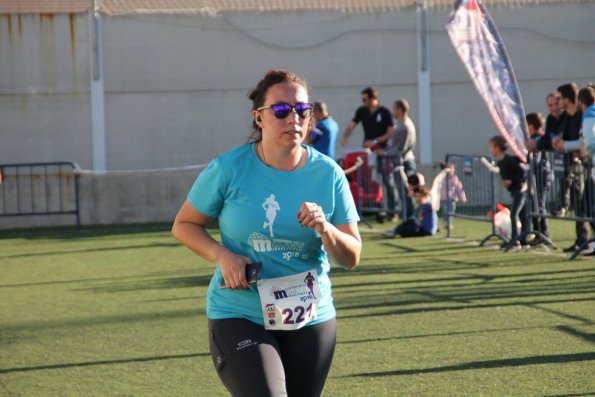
[578,85,595,107]
[557,82,578,104]
[361,86,378,100]
[489,135,508,152]
[247,70,311,142]
[526,112,545,130]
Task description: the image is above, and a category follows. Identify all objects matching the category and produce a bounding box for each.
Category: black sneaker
[519,240,530,249]
[501,241,521,252]
[563,244,579,253]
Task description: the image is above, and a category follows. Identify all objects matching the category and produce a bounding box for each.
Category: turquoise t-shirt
[187,143,359,326]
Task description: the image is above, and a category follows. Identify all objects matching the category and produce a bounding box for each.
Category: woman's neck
[257,141,304,171]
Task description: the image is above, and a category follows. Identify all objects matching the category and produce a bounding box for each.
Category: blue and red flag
[445,0,529,162]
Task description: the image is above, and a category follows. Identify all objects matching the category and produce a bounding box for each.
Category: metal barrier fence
[445,150,595,259]
[527,150,594,259]
[0,162,80,228]
[443,153,505,245]
[340,147,595,259]
[340,151,408,227]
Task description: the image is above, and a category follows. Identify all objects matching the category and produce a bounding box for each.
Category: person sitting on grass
[383,185,437,238]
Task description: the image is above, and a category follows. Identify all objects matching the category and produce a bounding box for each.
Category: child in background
[438,161,467,230]
[400,172,425,219]
[482,135,529,250]
[343,156,364,176]
[382,185,437,238]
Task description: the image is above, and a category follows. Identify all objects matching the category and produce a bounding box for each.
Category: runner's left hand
[297,202,330,234]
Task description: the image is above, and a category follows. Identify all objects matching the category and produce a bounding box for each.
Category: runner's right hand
[217,250,252,290]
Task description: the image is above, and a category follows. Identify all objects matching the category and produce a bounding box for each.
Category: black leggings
[208,317,336,397]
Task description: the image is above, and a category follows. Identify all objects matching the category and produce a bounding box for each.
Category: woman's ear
[253,111,263,128]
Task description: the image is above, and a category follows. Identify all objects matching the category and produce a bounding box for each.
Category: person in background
[306,101,339,159]
[553,82,586,253]
[381,185,437,238]
[381,98,417,219]
[172,70,362,397]
[438,161,467,231]
[533,91,565,219]
[388,99,417,175]
[382,172,425,237]
[526,112,551,242]
[340,86,396,221]
[553,84,595,255]
[538,91,567,151]
[483,135,529,251]
[555,86,595,168]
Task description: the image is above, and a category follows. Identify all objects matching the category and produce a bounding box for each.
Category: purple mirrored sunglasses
[257,102,313,119]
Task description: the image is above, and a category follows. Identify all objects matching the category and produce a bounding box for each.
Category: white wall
[1,4,594,171]
[0,13,92,167]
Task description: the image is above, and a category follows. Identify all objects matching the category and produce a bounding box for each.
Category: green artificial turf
[0,219,593,396]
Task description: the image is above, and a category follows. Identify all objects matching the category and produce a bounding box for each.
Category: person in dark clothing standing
[536,92,567,217]
[537,92,567,151]
[526,112,551,241]
[340,87,396,220]
[484,136,529,251]
[553,82,586,253]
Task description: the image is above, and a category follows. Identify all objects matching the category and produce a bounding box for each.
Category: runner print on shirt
[262,194,280,238]
[249,193,308,261]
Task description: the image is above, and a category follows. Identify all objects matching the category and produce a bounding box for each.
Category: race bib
[257,269,320,331]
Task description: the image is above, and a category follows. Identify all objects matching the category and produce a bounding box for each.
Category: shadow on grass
[77,274,213,292]
[334,265,595,315]
[0,242,180,259]
[332,254,565,279]
[332,260,492,277]
[2,308,201,333]
[333,274,493,289]
[0,352,209,374]
[530,304,593,323]
[338,323,595,346]
[0,223,173,240]
[344,352,595,378]
[557,325,595,345]
[333,267,595,291]
[337,297,595,319]
[0,268,207,289]
[376,240,491,254]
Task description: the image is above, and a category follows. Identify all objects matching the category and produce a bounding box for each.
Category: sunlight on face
[259,82,310,148]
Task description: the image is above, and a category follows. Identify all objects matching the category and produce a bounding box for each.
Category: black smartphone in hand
[220,262,262,289]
